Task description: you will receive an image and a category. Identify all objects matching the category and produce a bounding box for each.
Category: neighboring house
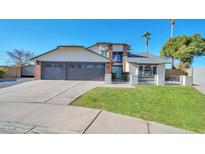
[32,42,169,84]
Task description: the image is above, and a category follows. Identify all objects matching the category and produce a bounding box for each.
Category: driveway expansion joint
[82,110,102,134]
[44,81,82,103]
[24,126,37,134]
[147,121,150,134]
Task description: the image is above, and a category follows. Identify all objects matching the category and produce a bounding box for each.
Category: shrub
[122,72,129,81]
[0,67,8,76]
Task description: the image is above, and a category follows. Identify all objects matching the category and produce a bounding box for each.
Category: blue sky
[0,19,205,67]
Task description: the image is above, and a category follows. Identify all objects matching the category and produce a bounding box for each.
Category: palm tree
[142,32,151,54]
[168,19,175,38]
[167,19,175,68]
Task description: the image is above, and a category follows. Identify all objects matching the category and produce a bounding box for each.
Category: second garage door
[66,63,105,81]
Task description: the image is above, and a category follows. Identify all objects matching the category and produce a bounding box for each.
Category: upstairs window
[112,52,122,63]
[100,50,108,57]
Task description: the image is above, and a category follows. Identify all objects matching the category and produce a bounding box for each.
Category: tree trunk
[171,57,175,69]
[146,39,148,54]
[171,24,174,38]
[179,60,187,69]
[170,19,174,38]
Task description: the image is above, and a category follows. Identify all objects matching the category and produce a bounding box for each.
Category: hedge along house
[31,45,112,83]
[32,42,170,85]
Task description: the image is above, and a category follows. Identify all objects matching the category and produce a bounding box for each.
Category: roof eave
[31,46,111,63]
[127,59,170,64]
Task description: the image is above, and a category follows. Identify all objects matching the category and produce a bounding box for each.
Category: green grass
[73,86,205,133]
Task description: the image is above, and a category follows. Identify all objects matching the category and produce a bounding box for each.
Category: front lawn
[73,86,205,133]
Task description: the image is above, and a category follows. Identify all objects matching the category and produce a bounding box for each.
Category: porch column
[155,75,165,85]
[180,75,193,86]
[129,63,138,85]
[105,62,112,84]
[142,65,145,76]
[129,74,138,85]
[155,64,165,85]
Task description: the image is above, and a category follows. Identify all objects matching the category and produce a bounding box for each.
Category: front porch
[110,75,191,86]
[138,77,155,85]
[111,63,165,85]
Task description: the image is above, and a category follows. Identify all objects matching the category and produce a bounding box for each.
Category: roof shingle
[127,52,170,64]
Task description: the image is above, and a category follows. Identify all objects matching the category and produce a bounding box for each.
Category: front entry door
[116,66,122,79]
[112,66,122,79]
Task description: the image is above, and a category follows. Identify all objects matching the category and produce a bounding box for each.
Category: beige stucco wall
[112,45,123,51]
[36,47,109,62]
[89,44,124,52]
[129,63,138,75]
[99,44,108,51]
[88,44,110,58]
[88,44,108,53]
[157,64,165,75]
[88,45,99,53]
[127,63,165,76]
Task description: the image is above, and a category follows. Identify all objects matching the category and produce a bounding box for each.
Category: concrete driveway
[0,80,103,105]
[0,80,194,134]
[0,80,102,134]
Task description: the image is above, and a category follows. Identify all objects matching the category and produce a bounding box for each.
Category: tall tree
[168,19,175,38]
[142,32,151,54]
[161,36,178,69]
[7,49,34,67]
[175,34,205,68]
[161,33,205,69]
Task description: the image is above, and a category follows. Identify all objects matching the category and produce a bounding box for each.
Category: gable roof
[96,42,129,45]
[127,52,170,64]
[87,42,130,48]
[31,45,111,62]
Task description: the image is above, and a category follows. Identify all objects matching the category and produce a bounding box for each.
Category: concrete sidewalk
[84,110,194,134]
[194,85,205,95]
[0,102,194,134]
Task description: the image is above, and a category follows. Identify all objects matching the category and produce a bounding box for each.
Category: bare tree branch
[7,49,34,67]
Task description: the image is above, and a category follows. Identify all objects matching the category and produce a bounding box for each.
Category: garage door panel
[42,63,65,80]
[66,63,104,81]
[85,68,104,80]
[67,68,85,80]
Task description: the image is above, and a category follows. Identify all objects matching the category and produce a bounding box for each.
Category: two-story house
[32,42,169,85]
[88,42,129,80]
